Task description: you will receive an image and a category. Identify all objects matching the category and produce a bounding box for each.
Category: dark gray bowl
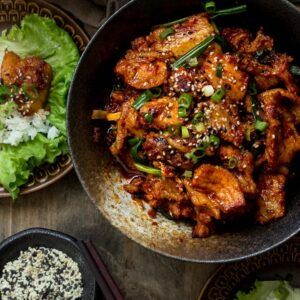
[67,0,300,263]
[0,228,96,299]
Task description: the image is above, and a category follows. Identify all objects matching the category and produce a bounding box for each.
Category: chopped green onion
[172,35,215,69]
[255,120,268,132]
[134,163,161,176]
[150,87,162,98]
[188,57,198,67]
[154,16,189,29]
[178,93,193,108]
[290,65,300,76]
[178,107,188,118]
[249,79,258,96]
[21,83,39,100]
[130,139,145,163]
[183,170,193,178]
[192,112,205,124]
[245,126,252,142]
[181,126,190,138]
[168,124,181,136]
[194,122,205,132]
[144,113,153,123]
[205,1,216,13]
[227,157,238,169]
[209,135,220,146]
[210,5,247,19]
[185,146,207,164]
[159,27,175,40]
[216,62,223,78]
[127,137,140,146]
[211,20,220,35]
[133,87,162,110]
[211,87,226,103]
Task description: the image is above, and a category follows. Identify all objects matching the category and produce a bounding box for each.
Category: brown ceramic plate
[198,237,300,299]
[0,0,89,197]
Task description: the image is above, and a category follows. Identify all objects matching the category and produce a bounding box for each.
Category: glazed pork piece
[1,51,52,115]
[95,11,300,238]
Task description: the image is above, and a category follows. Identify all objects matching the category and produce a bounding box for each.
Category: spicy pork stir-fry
[93,5,300,238]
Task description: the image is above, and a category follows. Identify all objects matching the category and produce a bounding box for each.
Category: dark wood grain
[0,171,217,300]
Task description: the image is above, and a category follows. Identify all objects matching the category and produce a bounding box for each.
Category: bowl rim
[67,0,300,263]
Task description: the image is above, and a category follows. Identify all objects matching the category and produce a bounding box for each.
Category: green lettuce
[235,280,300,300]
[0,14,79,198]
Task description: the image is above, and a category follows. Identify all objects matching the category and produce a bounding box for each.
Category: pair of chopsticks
[77,240,123,300]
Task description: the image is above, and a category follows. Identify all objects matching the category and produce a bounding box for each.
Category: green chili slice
[134,163,161,176]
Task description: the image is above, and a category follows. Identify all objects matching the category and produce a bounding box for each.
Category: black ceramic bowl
[67,0,300,263]
[0,228,95,299]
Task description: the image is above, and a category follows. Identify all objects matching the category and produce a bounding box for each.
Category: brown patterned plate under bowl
[198,237,300,300]
[0,0,89,197]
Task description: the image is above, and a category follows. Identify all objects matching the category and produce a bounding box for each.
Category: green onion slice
[134,163,161,176]
[188,57,198,67]
[227,157,238,169]
[210,5,247,19]
[144,113,153,123]
[154,16,189,29]
[185,146,207,164]
[183,170,193,178]
[216,62,223,78]
[194,122,205,133]
[127,137,141,146]
[159,27,175,40]
[205,1,216,13]
[133,87,162,110]
[130,139,146,163]
[192,112,205,124]
[181,126,190,138]
[245,126,252,142]
[211,87,226,103]
[249,79,258,96]
[255,120,268,132]
[290,65,300,76]
[172,35,215,69]
[209,135,220,146]
[178,107,188,118]
[178,93,193,108]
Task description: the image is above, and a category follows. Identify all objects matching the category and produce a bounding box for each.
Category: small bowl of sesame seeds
[0,228,96,300]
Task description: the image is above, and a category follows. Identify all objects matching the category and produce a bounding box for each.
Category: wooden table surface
[0,170,217,300]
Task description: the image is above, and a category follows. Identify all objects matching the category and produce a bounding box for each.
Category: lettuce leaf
[235,280,300,300]
[0,14,79,198]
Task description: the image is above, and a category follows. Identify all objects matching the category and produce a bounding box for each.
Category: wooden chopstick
[77,240,123,300]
